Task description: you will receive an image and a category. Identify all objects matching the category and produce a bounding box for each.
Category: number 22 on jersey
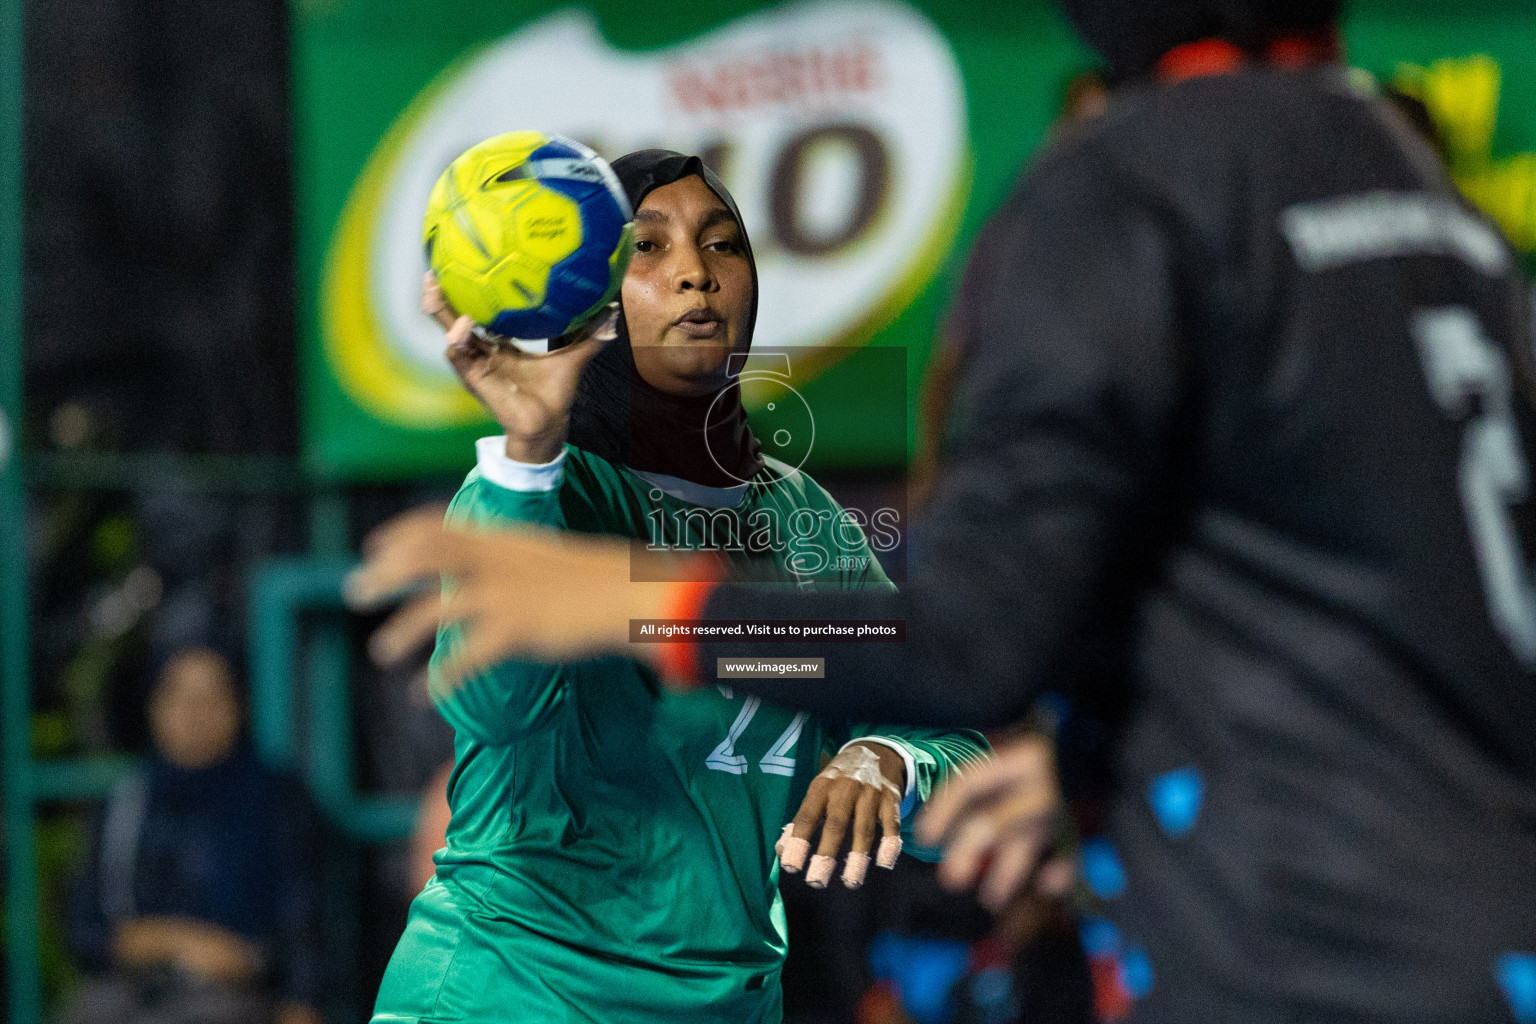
[705,688,808,777]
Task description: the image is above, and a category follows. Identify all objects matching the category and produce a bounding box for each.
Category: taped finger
[780,835,812,875]
[805,855,837,889]
[786,780,829,873]
[841,851,872,890]
[775,823,795,860]
[842,787,880,888]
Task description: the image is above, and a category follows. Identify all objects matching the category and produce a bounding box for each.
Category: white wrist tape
[821,744,902,800]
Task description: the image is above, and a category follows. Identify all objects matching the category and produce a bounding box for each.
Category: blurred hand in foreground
[347,508,703,683]
[914,734,1073,913]
[780,742,907,890]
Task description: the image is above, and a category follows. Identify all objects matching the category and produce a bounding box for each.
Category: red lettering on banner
[668,45,882,113]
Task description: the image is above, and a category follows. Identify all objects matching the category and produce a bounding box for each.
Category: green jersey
[372,443,988,1024]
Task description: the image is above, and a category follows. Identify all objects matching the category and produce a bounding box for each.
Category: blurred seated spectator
[59,647,324,1024]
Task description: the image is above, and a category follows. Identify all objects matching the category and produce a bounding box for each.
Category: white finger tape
[806,854,837,889]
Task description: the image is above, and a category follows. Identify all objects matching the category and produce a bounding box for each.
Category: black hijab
[565,150,764,488]
[1055,0,1341,81]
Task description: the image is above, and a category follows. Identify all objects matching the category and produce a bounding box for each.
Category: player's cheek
[721,261,752,345]
[619,274,664,345]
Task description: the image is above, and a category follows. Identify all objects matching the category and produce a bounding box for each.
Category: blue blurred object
[868,931,972,1024]
[1080,837,1127,900]
[1498,952,1536,1024]
[1118,943,1155,1001]
[1148,765,1204,837]
[1078,916,1121,958]
[963,965,1018,1024]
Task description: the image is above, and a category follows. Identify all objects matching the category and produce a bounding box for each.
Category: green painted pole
[0,0,34,1018]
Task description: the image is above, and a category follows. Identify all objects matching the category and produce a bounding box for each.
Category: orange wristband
[655,562,722,690]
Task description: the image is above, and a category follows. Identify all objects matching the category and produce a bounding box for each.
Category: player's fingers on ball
[434,290,463,332]
[369,594,446,666]
[561,306,620,350]
[562,329,616,370]
[588,306,621,342]
[446,314,478,348]
[422,272,457,326]
[977,838,1039,914]
[445,322,491,375]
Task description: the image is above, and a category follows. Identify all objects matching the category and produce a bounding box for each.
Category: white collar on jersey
[631,468,749,509]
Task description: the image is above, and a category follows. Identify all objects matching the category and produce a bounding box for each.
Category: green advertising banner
[293,0,1536,480]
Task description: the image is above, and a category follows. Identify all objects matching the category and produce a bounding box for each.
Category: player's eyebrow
[634,208,669,224]
[698,208,738,233]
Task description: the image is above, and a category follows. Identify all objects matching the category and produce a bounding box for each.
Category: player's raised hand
[914,734,1071,913]
[425,271,618,464]
[779,742,906,890]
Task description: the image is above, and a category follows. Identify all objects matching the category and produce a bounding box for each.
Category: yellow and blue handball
[423,131,633,341]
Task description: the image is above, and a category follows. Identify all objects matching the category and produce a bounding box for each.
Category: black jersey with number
[702,65,1536,1022]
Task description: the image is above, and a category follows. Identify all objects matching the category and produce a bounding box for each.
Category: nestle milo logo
[330,0,968,430]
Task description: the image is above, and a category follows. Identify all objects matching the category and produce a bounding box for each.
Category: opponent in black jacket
[701,15,1536,1023]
